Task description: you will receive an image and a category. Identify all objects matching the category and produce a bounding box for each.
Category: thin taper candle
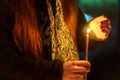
[86,33,89,60]
[84,28,90,80]
[86,28,90,60]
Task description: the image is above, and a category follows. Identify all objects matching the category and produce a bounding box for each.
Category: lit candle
[86,28,91,60]
[84,28,91,80]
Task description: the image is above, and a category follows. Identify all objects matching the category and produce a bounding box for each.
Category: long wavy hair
[8,0,43,59]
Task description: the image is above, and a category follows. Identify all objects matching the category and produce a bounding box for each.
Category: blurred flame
[86,28,91,34]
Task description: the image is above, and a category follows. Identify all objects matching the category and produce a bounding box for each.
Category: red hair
[9,0,43,59]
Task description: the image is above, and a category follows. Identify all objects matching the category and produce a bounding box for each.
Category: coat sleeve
[0,1,63,80]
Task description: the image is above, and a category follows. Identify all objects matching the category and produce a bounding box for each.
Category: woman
[0,0,110,80]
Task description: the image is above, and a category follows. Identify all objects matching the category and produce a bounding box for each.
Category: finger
[72,60,91,67]
[72,66,90,73]
[73,72,87,76]
[70,74,83,80]
[72,73,84,79]
[101,20,111,32]
[94,15,108,22]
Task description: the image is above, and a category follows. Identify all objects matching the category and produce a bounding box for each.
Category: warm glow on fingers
[89,15,110,40]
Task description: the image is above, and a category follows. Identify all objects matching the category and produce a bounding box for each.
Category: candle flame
[87,28,91,34]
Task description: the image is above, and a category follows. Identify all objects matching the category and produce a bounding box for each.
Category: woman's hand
[62,60,91,80]
[89,15,111,40]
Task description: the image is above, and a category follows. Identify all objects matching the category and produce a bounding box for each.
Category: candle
[86,28,91,60]
[84,28,91,80]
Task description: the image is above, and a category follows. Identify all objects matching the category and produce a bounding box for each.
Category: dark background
[79,0,120,80]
